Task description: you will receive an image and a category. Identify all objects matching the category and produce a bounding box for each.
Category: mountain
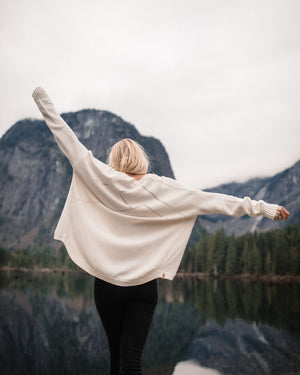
[0,108,299,250]
[0,109,174,249]
[196,159,300,237]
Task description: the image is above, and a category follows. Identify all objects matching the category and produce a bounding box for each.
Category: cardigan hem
[54,232,175,286]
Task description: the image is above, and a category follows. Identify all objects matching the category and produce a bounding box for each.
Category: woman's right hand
[274,206,290,221]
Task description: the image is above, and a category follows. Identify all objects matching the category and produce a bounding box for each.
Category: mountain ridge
[0,108,299,249]
[0,109,174,249]
[197,159,300,236]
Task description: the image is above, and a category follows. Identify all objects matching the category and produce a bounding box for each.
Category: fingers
[274,206,290,221]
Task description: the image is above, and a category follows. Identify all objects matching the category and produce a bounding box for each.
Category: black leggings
[94,278,158,375]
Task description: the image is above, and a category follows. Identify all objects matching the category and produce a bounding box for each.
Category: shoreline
[0,266,83,274]
[1,267,300,283]
[176,272,300,283]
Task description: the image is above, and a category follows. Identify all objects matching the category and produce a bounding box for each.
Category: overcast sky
[1,0,299,189]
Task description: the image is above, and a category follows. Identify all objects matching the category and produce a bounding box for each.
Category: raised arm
[194,190,289,221]
[32,87,88,167]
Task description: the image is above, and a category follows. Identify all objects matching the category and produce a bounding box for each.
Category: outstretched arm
[195,190,289,221]
[32,87,88,167]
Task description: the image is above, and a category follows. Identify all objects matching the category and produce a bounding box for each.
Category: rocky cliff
[0,109,174,249]
[197,160,300,236]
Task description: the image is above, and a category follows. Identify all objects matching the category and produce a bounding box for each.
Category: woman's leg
[94,278,125,375]
[119,280,158,375]
[94,278,158,375]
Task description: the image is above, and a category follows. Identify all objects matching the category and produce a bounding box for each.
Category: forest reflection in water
[0,271,299,375]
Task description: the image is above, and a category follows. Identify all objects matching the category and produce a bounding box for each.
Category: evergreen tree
[241,236,253,273]
[272,233,286,275]
[215,229,227,274]
[265,250,272,274]
[206,232,216,274]
[206,229,226,275]
[194,234,208,272]
[225,235,237,275]
[288,247,299,275]
[252,243,262,275]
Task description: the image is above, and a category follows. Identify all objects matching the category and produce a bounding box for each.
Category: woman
[32,87,289,375]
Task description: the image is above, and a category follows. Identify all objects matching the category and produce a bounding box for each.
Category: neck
[126,173,146,181]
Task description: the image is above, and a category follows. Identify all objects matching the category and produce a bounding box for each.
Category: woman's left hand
[274,206,290,221]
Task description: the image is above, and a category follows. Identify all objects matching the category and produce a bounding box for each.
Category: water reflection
[0,271,299,375]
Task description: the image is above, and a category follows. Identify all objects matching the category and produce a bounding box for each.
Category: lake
[0,271,299,375]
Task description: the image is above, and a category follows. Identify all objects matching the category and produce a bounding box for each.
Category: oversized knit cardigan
[32,87,278,286]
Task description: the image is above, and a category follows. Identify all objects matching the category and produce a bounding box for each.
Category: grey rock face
[0,109,174,249]
[198,159,300,236]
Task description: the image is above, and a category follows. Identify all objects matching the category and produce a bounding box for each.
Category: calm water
[0,271,299,375]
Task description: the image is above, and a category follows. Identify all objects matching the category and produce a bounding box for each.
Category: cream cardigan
[32,87,278,286]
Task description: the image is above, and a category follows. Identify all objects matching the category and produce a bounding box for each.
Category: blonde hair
[107,138,149,174]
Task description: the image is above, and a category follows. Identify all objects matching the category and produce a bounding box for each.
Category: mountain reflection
[0,271,299,375]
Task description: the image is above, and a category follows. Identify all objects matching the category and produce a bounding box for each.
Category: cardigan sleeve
[32,87,88,167]
[194,190,278,220]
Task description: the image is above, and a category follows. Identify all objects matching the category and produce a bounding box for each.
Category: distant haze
[1,0,299,188]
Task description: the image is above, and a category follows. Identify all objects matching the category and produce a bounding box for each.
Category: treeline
[0,245,78,270]
[180,223,300,275]
[0,224,299,276]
